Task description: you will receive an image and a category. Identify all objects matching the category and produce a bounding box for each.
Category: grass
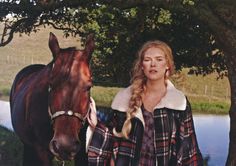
[0,126,23,166]
[0,126,75,166]
[191,101,230,114]
[91,86,122,107]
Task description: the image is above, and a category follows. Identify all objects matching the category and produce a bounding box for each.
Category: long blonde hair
[115,40,175,139]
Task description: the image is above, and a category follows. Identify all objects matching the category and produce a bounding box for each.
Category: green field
[0,26,231,114]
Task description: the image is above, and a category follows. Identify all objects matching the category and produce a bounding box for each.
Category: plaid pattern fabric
[88,100,203,166]
[88,123,114,166]
[139,152,155,166]
[139,106,155,166]
[153,100,203,166]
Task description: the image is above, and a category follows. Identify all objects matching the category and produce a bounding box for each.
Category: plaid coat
[87,81,203,166]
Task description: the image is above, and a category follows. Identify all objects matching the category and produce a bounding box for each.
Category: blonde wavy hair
[115,40,175,139]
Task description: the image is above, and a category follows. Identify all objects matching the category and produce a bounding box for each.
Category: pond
[193,114,230,166]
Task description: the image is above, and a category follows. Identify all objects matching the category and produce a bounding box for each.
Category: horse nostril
[72,140,81,153]
[50,140,60,154]
[49,138,81,160]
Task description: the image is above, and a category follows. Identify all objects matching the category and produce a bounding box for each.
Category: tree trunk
[213,28,236,166]
[192,2,236,164]
[225,49,236,165]
[227,110,236,165]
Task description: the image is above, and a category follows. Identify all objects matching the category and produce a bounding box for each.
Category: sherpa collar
[111,80,187,126]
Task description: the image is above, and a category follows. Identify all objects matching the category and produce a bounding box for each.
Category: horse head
[47,32,95,160]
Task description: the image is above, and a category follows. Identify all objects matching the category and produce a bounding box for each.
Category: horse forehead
[71,59,91,79]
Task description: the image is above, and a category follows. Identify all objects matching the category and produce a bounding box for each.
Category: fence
[0,56,231,102]
[0,55,48,65]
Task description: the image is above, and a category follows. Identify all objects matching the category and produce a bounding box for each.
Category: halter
[48,107,90,125]
[48,85,91,125]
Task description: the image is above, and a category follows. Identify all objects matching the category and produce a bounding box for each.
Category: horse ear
[49,32,60,59]
[84,34,95,62]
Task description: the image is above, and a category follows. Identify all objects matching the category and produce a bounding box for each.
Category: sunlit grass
[0,85,230,114]
[91,86,122,107]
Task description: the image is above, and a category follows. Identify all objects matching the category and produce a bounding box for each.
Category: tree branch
[0,18,29,47]
[43,20,82,36]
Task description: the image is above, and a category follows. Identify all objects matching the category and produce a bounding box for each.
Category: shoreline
[1,98,229,115]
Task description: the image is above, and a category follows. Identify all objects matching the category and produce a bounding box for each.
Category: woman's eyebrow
[144,55,165,58]
[155,55,165,58]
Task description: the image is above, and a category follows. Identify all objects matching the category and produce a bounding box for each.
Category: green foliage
[0,1,227,86]
[183,0,195,5]
[83,5,226,86]
[158,8,172,24]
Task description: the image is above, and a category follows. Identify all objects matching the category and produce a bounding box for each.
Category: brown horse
[10,32,95,166]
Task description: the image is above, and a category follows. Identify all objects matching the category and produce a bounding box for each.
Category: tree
[0,0,235,164]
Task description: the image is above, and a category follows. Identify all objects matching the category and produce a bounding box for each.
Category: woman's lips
[149,69,157,73]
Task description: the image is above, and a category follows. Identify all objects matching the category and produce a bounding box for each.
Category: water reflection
[193,114,230,166]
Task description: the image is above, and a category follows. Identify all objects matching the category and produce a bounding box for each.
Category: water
[0,100,13,131]
[193,114,230,166]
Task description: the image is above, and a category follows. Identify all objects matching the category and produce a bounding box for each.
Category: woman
[87,40,203,166]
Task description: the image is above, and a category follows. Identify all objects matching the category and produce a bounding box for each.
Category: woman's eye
[156,58,165,61]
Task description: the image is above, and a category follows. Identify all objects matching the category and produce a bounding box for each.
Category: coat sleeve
[177,99,203,166]
[88,122,114,166]
[87,110,126,166]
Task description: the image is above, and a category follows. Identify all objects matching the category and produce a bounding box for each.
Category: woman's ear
[165,69,170,78]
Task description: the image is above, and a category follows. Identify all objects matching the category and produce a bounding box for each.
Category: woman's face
[142,47,168,81]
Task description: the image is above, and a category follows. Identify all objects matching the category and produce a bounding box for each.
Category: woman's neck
[145,78,166,93]
[142,78,167,112]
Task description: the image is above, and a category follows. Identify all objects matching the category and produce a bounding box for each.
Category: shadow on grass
[0,126,23,166]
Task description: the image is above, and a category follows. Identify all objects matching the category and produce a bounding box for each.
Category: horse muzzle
[49,136,81,160]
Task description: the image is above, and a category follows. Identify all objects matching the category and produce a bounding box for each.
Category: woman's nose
[151,60,156,66]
